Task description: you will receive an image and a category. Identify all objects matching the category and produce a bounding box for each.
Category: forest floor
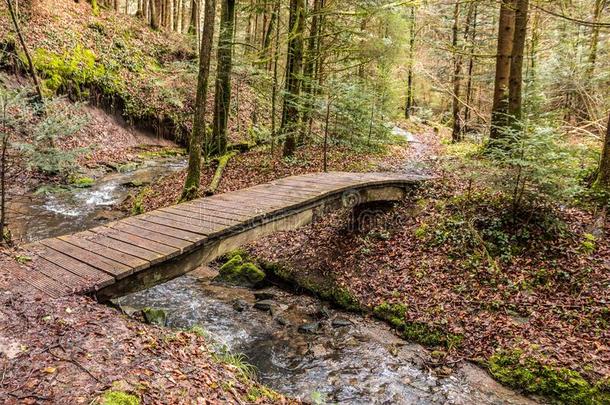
[0,251,294,404]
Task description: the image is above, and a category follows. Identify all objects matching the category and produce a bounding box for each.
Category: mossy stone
[217,256,265,286]
[142,307,167,326]
[71,176,95,188]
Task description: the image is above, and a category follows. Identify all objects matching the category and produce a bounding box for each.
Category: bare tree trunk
[150,0,160,29]
[5,0,43,102]
[594,112,610,190]
[181,0,217,201]
[464,1,478,128]
[489,0,516,143]
[404,5,415,119]
[451,0,463,142]
[300,0,322,144]
[270,0,280,155]
[281,0,305,157]
[210,0,236,156]
[507,0,529,127]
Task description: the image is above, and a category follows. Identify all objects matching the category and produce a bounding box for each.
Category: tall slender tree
[489,0,516,144]
[451,0,463,142]
[404,5,416,119]
[210,0,236,156]
[281,0,305,157]
[507,0,529,126]
[181,0,217,201]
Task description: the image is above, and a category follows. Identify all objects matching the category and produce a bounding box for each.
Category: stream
[10,156,187,242]
[116,268,535,405]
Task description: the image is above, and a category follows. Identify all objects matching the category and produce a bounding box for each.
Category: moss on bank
[217,254,266,286]
[489,350,610,404]
[100,390,139,405]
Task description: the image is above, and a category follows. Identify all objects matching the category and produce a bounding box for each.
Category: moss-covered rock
[489,350,610,404]
[100,390,139,405]
[217,256,266,286]
[142,307,167,326]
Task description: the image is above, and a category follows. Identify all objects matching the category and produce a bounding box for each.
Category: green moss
[222,248,249,262]
[217,256,266,286]
[70,176,95,188]
[30,46,107,97]
[100,390,139,405]
[246,386,280,402]
[373,302,463,349]
[137,147,185,160]
[489,350,610,404]
[142,307,167,326]
[132,187,151,215]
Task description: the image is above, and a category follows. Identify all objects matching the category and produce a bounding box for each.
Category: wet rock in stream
[253,299,276,312]
[298,321,321,334]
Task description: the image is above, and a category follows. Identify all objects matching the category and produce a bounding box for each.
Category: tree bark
[281,0,305,157]
[451,0,463,142]
[404,5,415,119]
[300,0,322,144]
[464,1,478,128]
[5,0,44,102]
[507,0,529,126]
[210,0,236,156]
[594,112,610,190]
[150,0,160,29]
[489,0,516,143]
[181,0,217,201]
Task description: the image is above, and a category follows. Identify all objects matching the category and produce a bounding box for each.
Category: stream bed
[116,267,536,404]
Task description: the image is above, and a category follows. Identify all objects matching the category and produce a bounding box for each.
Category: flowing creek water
[116,268,536,404]
[17,135,536,403]
[11,157,187,242]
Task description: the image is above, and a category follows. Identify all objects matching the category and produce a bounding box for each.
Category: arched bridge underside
[15,172,428,301]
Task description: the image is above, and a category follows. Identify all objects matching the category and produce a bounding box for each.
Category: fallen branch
[204,150,238,196]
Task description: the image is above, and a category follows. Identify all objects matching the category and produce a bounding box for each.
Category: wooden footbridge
[14,172,427,301]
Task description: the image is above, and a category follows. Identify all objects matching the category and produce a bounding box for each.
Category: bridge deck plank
[80,230,164,264]
[58,233,150,271]
[39,238,133,279]
[91,226,180,259]
[121,217,204,244]
[108,222,194,252]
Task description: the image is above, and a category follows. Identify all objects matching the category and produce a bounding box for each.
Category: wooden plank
[121,217,204,244]
[92,226,180,259]
[149,210,229,233]
[246,186,320,200]
[31,245,114,289]
[193,197,270,216]
[109,221,194,252]
[40,238,132,279]
[137,213,213,236]
[32,256,94,293]
[80,230,163,264]
[9,261,72,298]
[160,206,239,227]
[178,202,253,222]
[59,233,149,272]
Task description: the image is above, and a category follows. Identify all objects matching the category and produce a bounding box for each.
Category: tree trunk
[451,0,463,142]
[5,0,43,102]
[181,0,217,201]
[281,0,305,157]
[594,112,610,190]
[181,0,190,33]
[507,0,529,127]
[464,1,478,128]
[404,5,415,119]
[270,0,280,155]
[210,0,236,156]
[489,0,516,143]
[150,0,160,29]
[299,0,322,144]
